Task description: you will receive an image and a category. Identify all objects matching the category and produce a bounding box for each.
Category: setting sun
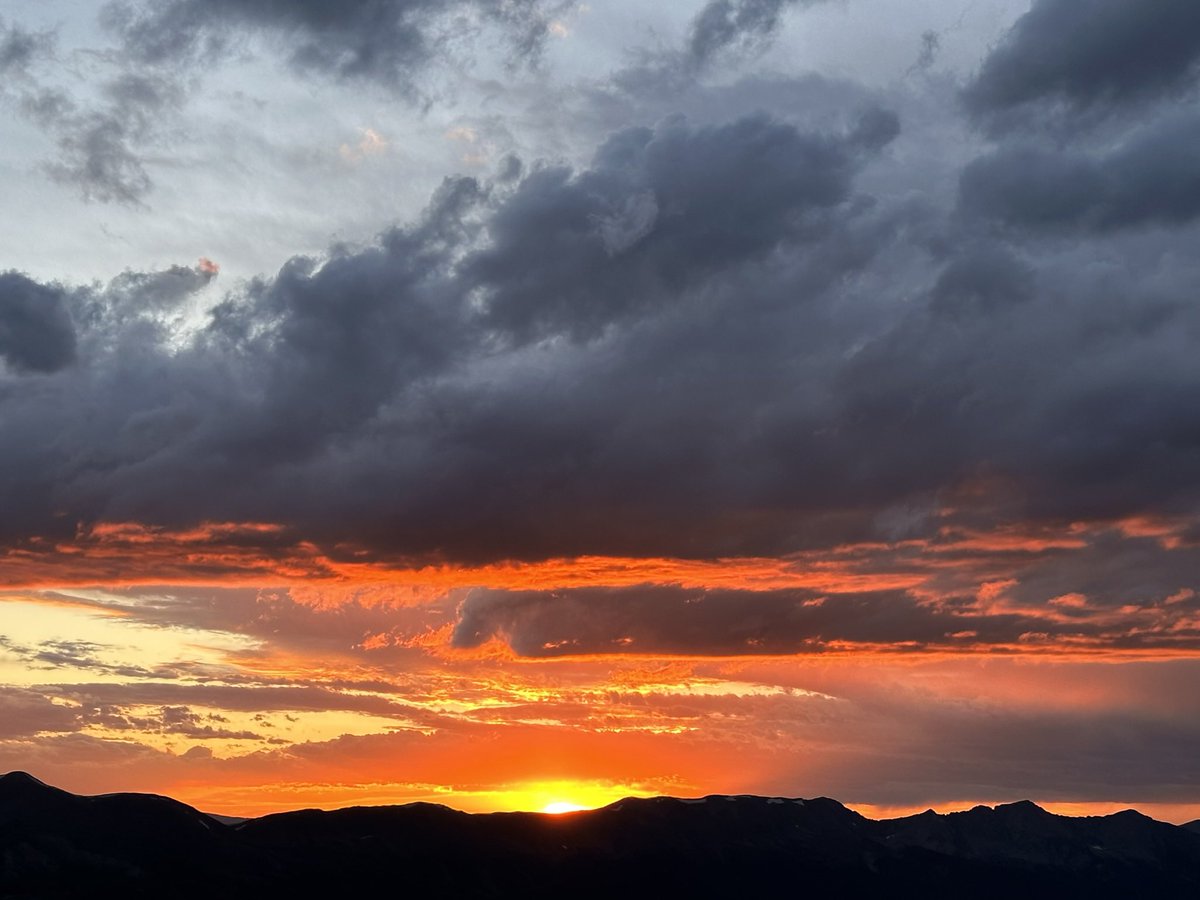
[542,801,588,815]
[482,780,651,817]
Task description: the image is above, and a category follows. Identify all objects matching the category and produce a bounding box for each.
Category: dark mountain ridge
[2,771,1198,898]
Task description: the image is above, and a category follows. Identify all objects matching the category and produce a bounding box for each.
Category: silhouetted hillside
[2,772,1198,898]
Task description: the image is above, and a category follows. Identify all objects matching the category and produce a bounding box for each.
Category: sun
[542,801,588,815]
[479,779,650,814]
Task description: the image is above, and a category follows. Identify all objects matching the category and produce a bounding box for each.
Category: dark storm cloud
[0,272,77,373]
[450,585,1028,657]
[466,110,890,341]
[196,174,485,467]
[980,531,1200,616]
[926,4,1200,544]
[964,0,1200,121]
[105,0,568,88]
[0,109,906,560]
[833,231,1200,527]
[1,63,1200,583]
[960,112,1200,232]
[451,578,1200,658]
[0,260,217,543]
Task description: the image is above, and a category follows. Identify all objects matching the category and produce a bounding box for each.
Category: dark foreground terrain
[2,771,1199,898]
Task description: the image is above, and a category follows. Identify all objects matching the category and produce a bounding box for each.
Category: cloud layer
[3,78,1198,568]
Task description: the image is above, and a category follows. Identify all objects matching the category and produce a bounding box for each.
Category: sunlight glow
[542,801,588,814]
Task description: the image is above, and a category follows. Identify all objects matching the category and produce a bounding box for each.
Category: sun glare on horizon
[542,800,589,815]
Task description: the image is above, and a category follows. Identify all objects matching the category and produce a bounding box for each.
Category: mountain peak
[993,799,1049,815]
[0,771,49,787]
[0,770,60,797]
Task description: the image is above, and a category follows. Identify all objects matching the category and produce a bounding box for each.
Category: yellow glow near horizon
[166,778,664,819]
[542,801,588,814]
[473,779,658,816]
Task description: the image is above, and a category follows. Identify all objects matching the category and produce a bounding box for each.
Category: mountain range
[2,771,1198,898]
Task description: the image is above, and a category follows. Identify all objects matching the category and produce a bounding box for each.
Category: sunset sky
[2,0,1200,822]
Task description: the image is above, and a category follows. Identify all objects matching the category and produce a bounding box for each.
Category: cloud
[2,1,563,204]
[0,19,186,206]
[0,272,77,373]
[105,0,570,89]
[38,73,183,206]
[0,64,1197,580]
[9,659,1200,815]
[0,688,80,738]
[153,705,271,741]
[964,0,1200,123]
[25,639,155,679]
[0,15,54,79]
[686,0,816,69]
[960,112,1200,232]
[466,109,889,341]
[450,585,982,656]
[340,128,389,164]
[7,512,1196,663]
[103,262,218,316]
[450,576,1200,658]
[0,107,908,562]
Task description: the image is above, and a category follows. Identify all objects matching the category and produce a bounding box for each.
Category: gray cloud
[0,108,911,561]
[154,705,269,741]
[832,231,1200,528]
[0,90,1198,566]
[686,0,822,69]
[960,112,1200,232]
[2,0,563,205]
[0,636,153,680]
[0,16,185,206]
[0,688,79,738]
[105,0,568,89]
[0,272,77,373]
[30,641,154,679]
[466,109,891,341]
[451,585,1002,656]
[0,16,53,78]
[451,577,1200,658]
[38,71,184,206]
[812,667,1200,807]
[0,10,1197,586]
[965,0,1200,122]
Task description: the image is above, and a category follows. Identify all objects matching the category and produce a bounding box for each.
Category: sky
[1,0,1199,822]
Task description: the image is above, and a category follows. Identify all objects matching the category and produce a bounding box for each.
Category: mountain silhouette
[2,772,1199,898]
